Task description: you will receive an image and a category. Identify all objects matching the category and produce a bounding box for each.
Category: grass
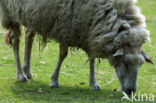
[0,0,156,103]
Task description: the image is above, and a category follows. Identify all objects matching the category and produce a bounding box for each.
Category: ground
[0,0,156,103]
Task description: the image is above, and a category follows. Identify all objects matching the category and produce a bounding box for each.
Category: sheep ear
[113,48,124,57]
[141,51,153,64]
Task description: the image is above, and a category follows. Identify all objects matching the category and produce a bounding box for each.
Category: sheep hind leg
[10,25,28,82]
[50,44,68,88]
[89,58,101,91]
[23,30,35,79]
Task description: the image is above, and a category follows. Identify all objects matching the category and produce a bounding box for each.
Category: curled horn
[141,51,153,64]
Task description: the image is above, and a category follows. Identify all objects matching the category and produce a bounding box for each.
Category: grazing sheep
[0,0,153,94]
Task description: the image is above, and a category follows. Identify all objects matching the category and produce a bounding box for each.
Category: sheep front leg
[10,27,27,82]
[89,58,101,91]
[50,44,68,88]
[23,30,35,79]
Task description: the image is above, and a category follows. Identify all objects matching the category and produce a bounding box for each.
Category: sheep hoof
[25,73,32,79]
[23,66,32,79]
[90,83,101,91]
[17,74,28,82]
[49,81,59,88]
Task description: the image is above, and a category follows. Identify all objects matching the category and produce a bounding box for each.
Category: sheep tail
[4,30,12,46]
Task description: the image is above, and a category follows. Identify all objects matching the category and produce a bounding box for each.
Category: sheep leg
[10,27,27,82]
[50,44,68,88]
[89,58,101,91]
[23,30,35,79]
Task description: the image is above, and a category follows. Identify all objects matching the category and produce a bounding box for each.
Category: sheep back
[0,0,150,58]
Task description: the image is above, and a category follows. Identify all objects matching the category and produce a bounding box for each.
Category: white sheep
[0,0,153,94]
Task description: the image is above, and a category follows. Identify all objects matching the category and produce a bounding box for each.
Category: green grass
[0,0,156,103]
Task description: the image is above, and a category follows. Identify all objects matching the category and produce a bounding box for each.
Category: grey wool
[0,0,150,58]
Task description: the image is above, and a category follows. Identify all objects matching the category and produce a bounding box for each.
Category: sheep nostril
[127,89,133,94]
[125,88,136,95]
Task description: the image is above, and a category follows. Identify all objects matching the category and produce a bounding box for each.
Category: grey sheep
[0,0,153,94]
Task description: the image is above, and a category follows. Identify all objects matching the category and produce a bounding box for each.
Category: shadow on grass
[10,80,124,102]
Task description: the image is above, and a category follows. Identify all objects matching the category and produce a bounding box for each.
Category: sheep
[0,0,153,94]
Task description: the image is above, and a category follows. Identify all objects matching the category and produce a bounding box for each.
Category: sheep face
[109,47,145,95]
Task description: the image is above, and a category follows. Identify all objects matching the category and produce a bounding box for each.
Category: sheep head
[109,46,153,95]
